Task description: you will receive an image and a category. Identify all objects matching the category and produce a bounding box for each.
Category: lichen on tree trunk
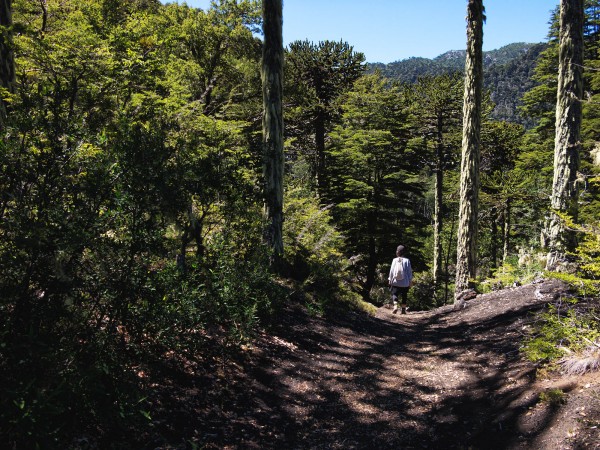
[545,0,584,271]
[455,0,484,298]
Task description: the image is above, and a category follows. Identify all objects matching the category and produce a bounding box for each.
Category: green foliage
[369,43,547,125]
[524,305,600,363]
[328,73,426,297]
[283,187,362,314]
[0,0,275,447]
[477,255,543,293]
[539,388,566,406]
[153,236,283,345]
[521,174,600,372]
[408,271,438,310]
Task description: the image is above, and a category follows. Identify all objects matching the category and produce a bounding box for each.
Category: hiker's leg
[400,287,408,314]
[391,287,399,313]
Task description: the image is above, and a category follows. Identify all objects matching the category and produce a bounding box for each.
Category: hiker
[388,244,413,314]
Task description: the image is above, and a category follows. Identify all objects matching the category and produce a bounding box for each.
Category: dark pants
[391,286,409,305]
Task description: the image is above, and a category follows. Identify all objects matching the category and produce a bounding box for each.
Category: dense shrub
[283,187,368,314]
[523,197,600,373]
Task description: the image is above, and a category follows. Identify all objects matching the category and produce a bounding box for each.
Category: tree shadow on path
[146,279,595,449]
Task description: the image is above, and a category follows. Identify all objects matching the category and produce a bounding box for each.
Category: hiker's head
[396,245,405,257]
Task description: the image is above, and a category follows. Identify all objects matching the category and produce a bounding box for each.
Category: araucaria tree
[455,0,484,298]
[545,0,584,269]
[262,0,284,264]
[285,40,365,195]
[329,74,418,298]
[410,74,463,295]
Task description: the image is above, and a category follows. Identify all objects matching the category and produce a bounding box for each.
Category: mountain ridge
[368,42,548,125]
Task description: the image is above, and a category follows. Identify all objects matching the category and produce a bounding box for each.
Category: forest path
[147,279,600,449]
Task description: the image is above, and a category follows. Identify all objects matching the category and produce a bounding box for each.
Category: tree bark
[0,0,15,128]
[262,0,284,265]
[490,205,498,270]
[455,0,484,299]
[365,211,377,299]
[314,111,326,194]
[502,198,511,263]
[545,0,584,270]
[432,112,444,293]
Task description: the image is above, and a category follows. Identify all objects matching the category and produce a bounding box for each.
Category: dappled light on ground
[138,279,599,449]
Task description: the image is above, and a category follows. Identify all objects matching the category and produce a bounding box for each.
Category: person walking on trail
[388,245,413,314]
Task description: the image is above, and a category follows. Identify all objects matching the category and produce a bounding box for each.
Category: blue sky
[161,0,557,63]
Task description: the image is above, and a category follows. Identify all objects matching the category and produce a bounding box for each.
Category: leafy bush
[478,253,545,293]
[523,304,599,361]
[539,388,566,406]
[283,187,364,314]
[408,271,438,310]
[522,183,600,374]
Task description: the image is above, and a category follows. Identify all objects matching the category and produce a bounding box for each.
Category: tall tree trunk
[545,0,584,271]
[490,205,498,270]
[455,0,484,300]
[0,0,15,128]
[444,212,457,305]
[315,111,326,194]
[432,113,444,294]
[365,211,377,299]
[502,197,511,263]
[261,0,284,267]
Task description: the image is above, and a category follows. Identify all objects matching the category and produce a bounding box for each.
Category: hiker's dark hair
[396,245,405,257]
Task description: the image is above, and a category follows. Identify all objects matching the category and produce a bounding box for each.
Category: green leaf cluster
[0,0,275,446]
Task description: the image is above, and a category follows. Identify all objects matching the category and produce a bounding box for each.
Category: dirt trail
[146,279,600,449]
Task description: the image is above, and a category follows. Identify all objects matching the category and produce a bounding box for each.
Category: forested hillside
[369,42,548,124]
[1,0,599,448]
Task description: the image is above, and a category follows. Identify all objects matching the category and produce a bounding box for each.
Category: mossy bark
[545,0,584,270]
[455,0,484,297]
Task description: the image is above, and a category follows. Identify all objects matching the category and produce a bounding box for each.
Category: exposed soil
[141,279,600,449]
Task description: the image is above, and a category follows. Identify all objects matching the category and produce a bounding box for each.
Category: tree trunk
[315,111,326,194]
[365,211,377,299]
[455,0,484,299]
[262,0,285,266]
[432,113,444,293]
[545,0,584,270]
[502,198,511,263]
[0,0,15,128]
[502,197,511,263]
[444,212,457,305]
[490,205,498,270]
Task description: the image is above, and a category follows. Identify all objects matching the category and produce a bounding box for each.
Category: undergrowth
[478,254,545,293]
[283,187,375,316]
[522,202,600,375]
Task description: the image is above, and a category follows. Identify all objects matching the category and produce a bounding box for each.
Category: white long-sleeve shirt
[388,257,413,287]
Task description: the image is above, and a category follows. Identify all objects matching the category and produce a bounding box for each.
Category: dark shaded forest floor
[134,279,600,449]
